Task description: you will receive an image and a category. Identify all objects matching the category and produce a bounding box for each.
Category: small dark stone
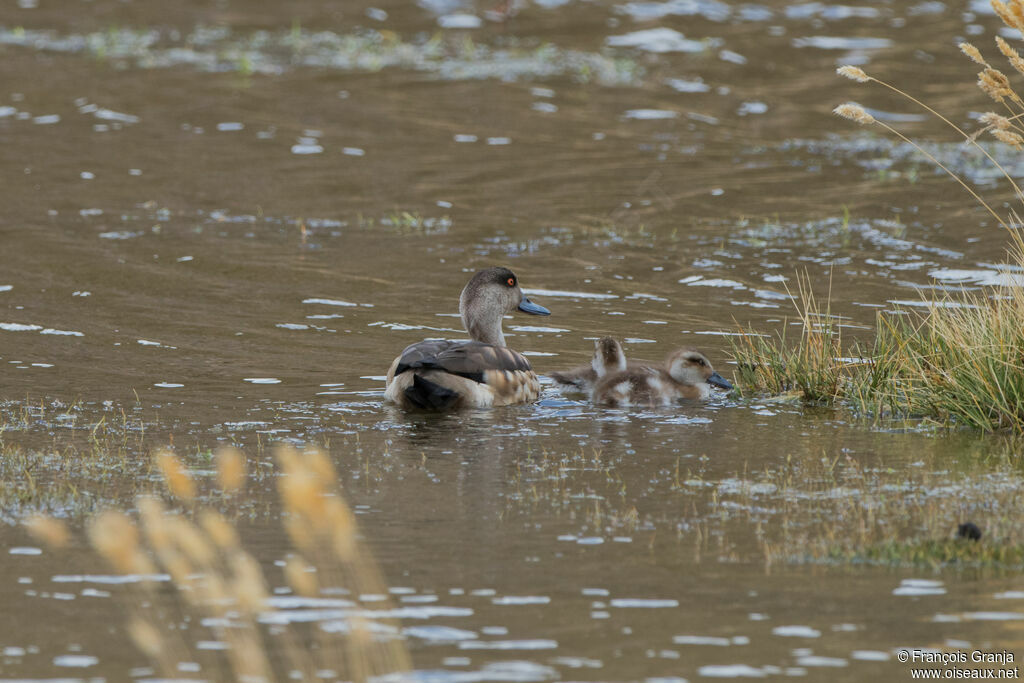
[957,522,982,542]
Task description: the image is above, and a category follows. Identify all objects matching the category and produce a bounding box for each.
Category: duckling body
[592,347,732,408]
[384,267,550,411]
[549,337,627,393]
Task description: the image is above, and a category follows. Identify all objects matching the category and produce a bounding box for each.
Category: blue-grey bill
[707,372,733,390]
[518,297,550,316]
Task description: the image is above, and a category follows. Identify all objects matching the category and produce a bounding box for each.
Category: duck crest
[384,267,550,411]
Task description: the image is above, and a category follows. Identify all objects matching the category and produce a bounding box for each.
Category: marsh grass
[730,272,847,402]
[731,3,1024,432]
[26,445,410,683]
[730,282,1024,431]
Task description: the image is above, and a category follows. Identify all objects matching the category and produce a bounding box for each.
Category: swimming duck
[384,267,550,411]
[549,336,627,393]
[592,347,733,407]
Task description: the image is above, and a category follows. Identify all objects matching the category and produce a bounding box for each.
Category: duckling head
[460,267,550,346]
[591,336,627,378]
[665,348,733,391]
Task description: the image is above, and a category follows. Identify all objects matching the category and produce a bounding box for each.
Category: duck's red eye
[507,277,515,287]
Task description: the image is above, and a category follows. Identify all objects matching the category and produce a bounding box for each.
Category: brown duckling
[384,267,550,411]
[593,347,732,408]
[549,336,627,393]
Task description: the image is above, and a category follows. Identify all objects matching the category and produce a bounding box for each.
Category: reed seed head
[279,471,327,520]
[993,0,1024,32]
[274,444,301,476]
[978,68,1013,102]
[215,446,247,494]
[163,551,194,586]
[993,128,1024,149]
[996,35,1024,76]
[128,617,163,658]
[199,510,239,549]
[154,450,196,502]
[833,103,876,125]
[284,555,319,598]
[230,553,269,613]
[305,447,339,488]
[959,42,987,66]
[980,112,1012,129]
[285,516,314,551]
[137,496,173,553]
[88,510,141,574]
[24,514,70,548]
[167,517,216,567]
[836,65,869,82]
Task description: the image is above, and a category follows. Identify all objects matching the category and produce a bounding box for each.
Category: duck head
[460,267,550,346]
[665,348,733,391]
[591,336,627,377]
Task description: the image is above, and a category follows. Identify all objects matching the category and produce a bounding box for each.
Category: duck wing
[393,340,533,384]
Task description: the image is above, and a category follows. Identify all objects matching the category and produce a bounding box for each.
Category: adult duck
[384,267,550,410]
[593,347,732,407]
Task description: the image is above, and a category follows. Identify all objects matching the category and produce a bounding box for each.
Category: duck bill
[706,372,733,390]
[518,296,550,316]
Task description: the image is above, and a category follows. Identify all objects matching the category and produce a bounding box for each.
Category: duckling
[549,336,627,393]
[593,347,732,408]
[384,267,550,411]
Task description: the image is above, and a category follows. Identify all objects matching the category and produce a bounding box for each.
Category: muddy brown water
[2,1,1024,681]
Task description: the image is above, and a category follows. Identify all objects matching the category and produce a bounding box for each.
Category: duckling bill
[384,267,550,411]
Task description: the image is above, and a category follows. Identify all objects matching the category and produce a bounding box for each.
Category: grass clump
[732,2,1024,432]
[731,273,846,403]
[731,285,1024,431]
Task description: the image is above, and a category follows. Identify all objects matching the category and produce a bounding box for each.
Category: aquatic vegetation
[730,272,846,403]
[26,445,410,682]
[752,453,1024,571]
[0,24,643,86]
[730,278,1024,431]
[733,1,1024,432]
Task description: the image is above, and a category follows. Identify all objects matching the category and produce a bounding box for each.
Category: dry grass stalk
[31,445,410,682]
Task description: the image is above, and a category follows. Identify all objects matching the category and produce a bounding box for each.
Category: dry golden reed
[87,510,156,575]
[59,443,412,682]
[960,42,987,66]
[993,129,1024,148]
[24,514,70,548]
[154,450,196,501]
[283,555,319,597]
[128,617,164,659]
[833,103,875,125]
[836,65,868,82]
[198,509,239,549]
[214,446,247,494]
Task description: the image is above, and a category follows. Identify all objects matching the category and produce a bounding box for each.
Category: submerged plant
[27,445,410,682]
[752,452,1024,570]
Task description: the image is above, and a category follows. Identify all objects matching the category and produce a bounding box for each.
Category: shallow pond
[1,0,1024,680]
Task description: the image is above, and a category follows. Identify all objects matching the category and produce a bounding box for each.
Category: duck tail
[404,373,461,411]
